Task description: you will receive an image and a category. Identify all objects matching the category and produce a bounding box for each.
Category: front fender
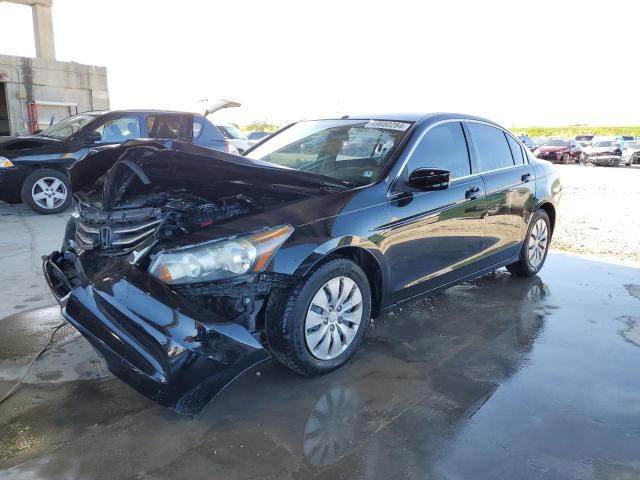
[289,235,390,306]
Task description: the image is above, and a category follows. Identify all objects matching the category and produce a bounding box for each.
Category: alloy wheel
[304,276,363,360]
[527,219,548,268]
[31,177,67,210]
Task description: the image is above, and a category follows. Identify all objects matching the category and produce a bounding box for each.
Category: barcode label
[364,120,411,131]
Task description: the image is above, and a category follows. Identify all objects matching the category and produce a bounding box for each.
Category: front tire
[561,153,570,164]
[266,258,371,376]
[20,169,71,214]
[507,210,551,277]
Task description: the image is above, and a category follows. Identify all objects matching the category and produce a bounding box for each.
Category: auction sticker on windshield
[364,120,411,131]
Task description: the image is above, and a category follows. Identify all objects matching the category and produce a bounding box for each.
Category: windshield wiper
[320,179,356,192]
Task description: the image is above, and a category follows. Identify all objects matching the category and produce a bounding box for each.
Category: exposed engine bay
[67,142,325,254]
[73,190,259,254]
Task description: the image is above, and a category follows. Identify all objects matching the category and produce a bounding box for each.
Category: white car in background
[583,137,632,166]
[215,123,252,154]
[626,140,640,165]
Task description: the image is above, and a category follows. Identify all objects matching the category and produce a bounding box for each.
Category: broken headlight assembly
[148,225,294,285]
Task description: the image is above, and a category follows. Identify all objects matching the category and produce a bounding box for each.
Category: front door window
[92,116,141,143]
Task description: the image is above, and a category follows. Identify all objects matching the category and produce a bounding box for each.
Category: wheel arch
[20,163,69,189]
[537,201,556,236]
[294,242,388,317]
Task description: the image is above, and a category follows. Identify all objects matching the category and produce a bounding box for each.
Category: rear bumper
[43,251,270,416]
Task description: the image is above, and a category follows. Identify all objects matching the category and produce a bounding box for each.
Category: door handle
[521,173,531,182]
[465,186,480,200]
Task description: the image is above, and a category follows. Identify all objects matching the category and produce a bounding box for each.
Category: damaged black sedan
[43,113,561,414]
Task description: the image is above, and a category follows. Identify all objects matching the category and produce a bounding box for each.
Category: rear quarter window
[506,134,525,164]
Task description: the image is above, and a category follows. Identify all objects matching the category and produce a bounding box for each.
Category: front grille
[75,206,164,252]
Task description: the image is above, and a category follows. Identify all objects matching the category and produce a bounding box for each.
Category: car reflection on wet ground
[1,252,639,480]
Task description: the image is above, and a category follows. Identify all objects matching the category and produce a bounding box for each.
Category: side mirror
[407,168,451,191]
[85,131,102,144]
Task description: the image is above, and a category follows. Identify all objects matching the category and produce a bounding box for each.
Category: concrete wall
[0,53,109,135]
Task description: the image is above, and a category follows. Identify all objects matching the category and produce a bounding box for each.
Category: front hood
[70,140,349,200]
[68,141,350,254]
[0,135,61,153]
[586,146,618,154]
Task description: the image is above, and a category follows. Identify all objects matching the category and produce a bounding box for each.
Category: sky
[0,0,638,127]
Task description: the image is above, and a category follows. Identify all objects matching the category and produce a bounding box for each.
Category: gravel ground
[552,164,640,262]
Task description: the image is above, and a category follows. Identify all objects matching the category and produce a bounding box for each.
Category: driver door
[383,121,487,303]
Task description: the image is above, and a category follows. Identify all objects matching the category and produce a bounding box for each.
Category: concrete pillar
[0,0,56,59]
[31,3,56,59]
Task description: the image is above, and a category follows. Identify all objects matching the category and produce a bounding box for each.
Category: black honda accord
[43,113,562,414]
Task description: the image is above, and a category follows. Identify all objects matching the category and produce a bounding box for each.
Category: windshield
[544,139,570,147]
[36,113,97,140]
[593,141,619,148]
[575,135,593,141]
[245,119,412,186]
[218,124,247,139]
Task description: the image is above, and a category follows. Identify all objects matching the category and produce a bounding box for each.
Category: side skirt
[377,247,522,315]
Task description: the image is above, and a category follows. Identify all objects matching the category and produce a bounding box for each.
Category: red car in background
[534,138,582,164]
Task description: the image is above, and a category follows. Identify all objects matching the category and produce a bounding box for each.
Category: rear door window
[405,122,471,179]
[467,123,515,172]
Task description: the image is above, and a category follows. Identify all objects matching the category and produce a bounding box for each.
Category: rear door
[465,121,535,266]
[385,121,487,303]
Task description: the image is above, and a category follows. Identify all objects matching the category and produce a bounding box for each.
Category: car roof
[317,112,503,127]
[84,109,199,116]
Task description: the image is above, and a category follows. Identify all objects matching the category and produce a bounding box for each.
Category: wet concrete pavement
[0,252,639,480]
[0,202,67,319]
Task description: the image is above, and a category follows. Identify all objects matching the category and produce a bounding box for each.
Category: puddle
[624,284,640,301]
[619,316,640,348]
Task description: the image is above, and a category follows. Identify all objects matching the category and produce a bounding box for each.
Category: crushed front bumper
[589,155,621,166]
[43,250,270,416]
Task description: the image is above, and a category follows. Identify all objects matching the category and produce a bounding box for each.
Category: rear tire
[21,169,71,215]
[266,258,371,377]
[507,210,551,277]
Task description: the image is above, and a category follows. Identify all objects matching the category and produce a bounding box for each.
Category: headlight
[0,156,14,168]
[148,225,294,285]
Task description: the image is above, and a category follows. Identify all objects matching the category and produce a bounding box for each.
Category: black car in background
[0,110,232,214]
[43,112,561,413]
[248,131,271,141]
[575,134,595,148]
[517,134,538,151]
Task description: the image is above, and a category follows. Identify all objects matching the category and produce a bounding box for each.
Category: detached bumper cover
[43,251,270,416]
